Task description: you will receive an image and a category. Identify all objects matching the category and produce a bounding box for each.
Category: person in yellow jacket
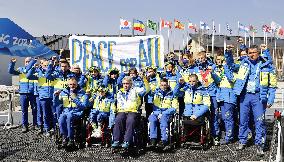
[111,76,146,149]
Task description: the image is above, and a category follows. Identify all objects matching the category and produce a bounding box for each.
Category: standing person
[8,57,37,133]
[144,66,160,118]
[148,78,178,150]
[234,45,277,155]
[27,60,55,136]
[111,76,146,149]
[195,51,220,145]
[211,53,237,144]
[103,68,124,100]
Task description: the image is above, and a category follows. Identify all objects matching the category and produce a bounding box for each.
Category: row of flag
[119,18,284,37]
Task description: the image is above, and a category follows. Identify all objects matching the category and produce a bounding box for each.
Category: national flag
[188,21,197,32]
[174,19,185,30]
[278,28,284,36]
[271,21,281,32]
[120,18,131,30]
[239,23,249,33]
[262,25,271,33]
[200,21,210,30]
[133,19,145,32]
[160,19,172,29]
[147,20,157,31]
[249,25,257,33]
[226,23,232,34]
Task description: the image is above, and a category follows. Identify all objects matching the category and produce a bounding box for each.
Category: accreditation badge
[247,81,256,93]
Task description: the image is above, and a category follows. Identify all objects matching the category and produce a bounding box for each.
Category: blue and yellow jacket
[194,61,217,97]
[174,83,210,117]
[160,71,181,91]
[152,87,178,115]
[26,62,54,99]
[177,65,196,97]
[91,94,115,113]
[233,57,277,105]
[115,86,146,113]
[211,65,237,105]
[84,75,104,96]
[54,88,89,112]
[102,74,124,100]
[72,73,87,89]
[52,70,74,92]
[8,61,35,94]
[144,75,160,104]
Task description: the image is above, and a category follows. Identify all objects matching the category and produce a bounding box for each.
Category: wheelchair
[179,113,211,150]
[55,109,89,151]
[147,113,180,151]
[111,113,148,154]
[85,117,112,147]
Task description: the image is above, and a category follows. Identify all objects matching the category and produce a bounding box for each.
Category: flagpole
[252,31,255,45]
[156,21,158,35]
[173,27,175,52]
[248,34,251,47]
[168,28,170,54]
[263,30,266,44]
[132,18,134,37]
[237,21,240,57]
[159,18,162,35]
[218,23,221,40]
[145,19,148,36]
[244,32,247,46]
[119,17,121,37]
[186,31,189,52]
[211,20,215,56]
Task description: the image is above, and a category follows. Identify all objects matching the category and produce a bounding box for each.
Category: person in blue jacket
[148,78,178,150]
[194,51,220,145]
[174,74,210,120]
[54,77,89,147]
[27,59,55,136]
[8,57,37,133]
[102,67,124,100]
[211,53,237,144]
[233,45,277,156]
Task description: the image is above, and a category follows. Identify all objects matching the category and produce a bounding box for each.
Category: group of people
[8,38,277,156]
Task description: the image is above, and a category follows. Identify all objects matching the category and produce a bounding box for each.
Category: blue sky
[0,0,283,49]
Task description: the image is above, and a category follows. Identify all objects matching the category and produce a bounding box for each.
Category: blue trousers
[239,93,266,146]
[210,96,220,137]
[148,113,171,141]
[59,109,83,140]
[220,102,235,142]
[35,96,43,126]
[89,109,109,125]
[39,98,53,131]
[113,112,137,143]
[20,94,37,127]
[52,102,63,129]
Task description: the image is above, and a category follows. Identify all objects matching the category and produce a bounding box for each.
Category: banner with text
[69,35,164,73]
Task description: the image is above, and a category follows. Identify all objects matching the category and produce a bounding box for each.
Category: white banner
[69,35,164,73]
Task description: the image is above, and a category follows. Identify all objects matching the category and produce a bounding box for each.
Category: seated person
[148,78,178,149]
[88,86,115,138]
[174,74,210,121]
[111,76,146,149]
[54,78,89,147]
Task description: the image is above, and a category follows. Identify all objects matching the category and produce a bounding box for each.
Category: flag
[249,25,257,33]
[278,28,284,36]
[120,18,131,30]
[200,21,210,30]
[160,19,172,29]
[133,19,145,32]
[174,19,185,30]
[271,21,281,32]
[188,21,197,32]
[239,23,249,33]
[226,23,232,34]
[262,25,271,33]
[147,20,157,31]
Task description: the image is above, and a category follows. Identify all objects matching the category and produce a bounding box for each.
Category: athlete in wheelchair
[86,86,115,147]
[148,78,179,151]
[53,77,89,149]
[174,74,211,150]
[111,76,147,152]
